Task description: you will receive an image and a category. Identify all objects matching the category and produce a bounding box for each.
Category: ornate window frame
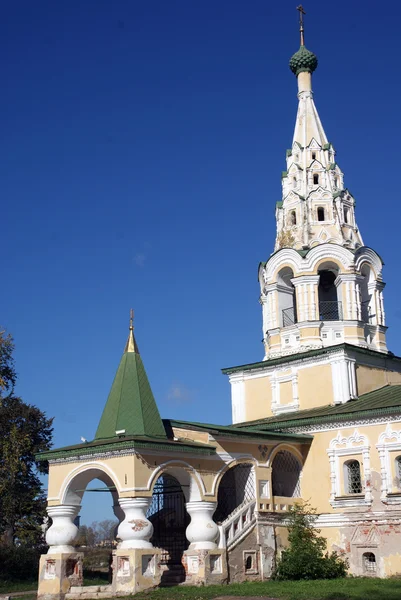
[271,368,299,415]
[327,429,372,508]
[376,424,401,504]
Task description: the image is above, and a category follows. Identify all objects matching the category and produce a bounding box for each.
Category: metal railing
[282,306,297,327]
[319,300,343,321]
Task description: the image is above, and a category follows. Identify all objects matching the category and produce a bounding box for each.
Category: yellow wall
[356,365,401,395]
[298,363,333,409]
[244,376,273,420]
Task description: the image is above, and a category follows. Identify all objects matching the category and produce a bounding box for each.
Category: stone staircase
[66,585,113,599]
[218,499,257,550]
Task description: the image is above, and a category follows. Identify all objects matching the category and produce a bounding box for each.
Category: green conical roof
[95,328,167,440]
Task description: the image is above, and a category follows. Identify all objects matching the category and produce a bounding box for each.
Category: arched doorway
[271,450,301,498]
[60,467,120,584]
[147,474,189,581]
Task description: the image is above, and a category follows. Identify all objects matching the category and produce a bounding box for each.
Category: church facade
[37,20,401,600]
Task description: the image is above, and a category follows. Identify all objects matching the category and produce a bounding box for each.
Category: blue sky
[3,0,401,523]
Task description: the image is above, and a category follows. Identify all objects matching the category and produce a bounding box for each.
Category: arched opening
[277,267,297,327]
[63,468,120,585]
[344,206,349,223]
[344,460,362,494]
[318,266,341,321]
[363,552,376,574]
[214,463,255,523]
[360,264,376,324]
[313,174,319,185]
[312,151,316,160]
[292,176,297,189]
[317,206,325,221]
[147,473,190,580]
[271,450,301,498]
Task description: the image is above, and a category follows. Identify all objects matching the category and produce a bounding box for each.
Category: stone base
[112,548,162,595]
[182,548,228,586]
[38,552,83,600]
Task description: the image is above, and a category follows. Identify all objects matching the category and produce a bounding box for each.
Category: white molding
[327,429,372,507]
[231,374,246,424]
[280,415,401,435]
[376,424,401,502]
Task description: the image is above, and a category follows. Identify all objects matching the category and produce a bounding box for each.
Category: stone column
[113,498,162,595]
[46,505,80,554]
[38,505,83,600]
[117,498,153,549]
[186,501,219,550]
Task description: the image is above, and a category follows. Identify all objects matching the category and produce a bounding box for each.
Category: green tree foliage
[0,329,53,546]
[274,501,348,580]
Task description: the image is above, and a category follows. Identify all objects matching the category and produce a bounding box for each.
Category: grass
[0,580,38,593]
[132,578,401,600]
[1,577,401,600]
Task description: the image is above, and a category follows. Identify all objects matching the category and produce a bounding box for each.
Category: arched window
[363,552,376,573]
[344,460,362,494]
[334,176,338,188]
[312,152,316,160]
[290,210,297,225]
[317,207,325,221]
[292,176,297,189]
[395,456,401,487]
[272,451,301,498]
[215,464,255,523]
[344,207,349,223]
[313,174,319,185]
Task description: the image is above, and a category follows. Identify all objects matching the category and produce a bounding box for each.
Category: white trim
[376,424,401,503]
[327,429,372,508]
[230,373,246,424]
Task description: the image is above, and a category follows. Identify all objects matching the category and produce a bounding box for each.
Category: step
[66,585,113,599]
[66,593,113,600]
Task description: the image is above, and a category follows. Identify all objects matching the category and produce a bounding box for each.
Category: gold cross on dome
[297,5,306,45]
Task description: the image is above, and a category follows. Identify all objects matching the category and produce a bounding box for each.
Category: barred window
[395,456,401,487]
[344,460,362,494]
[363,552,376,573]
[272,451,301,498]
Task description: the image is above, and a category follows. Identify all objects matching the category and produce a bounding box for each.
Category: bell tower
[259,7,387,360]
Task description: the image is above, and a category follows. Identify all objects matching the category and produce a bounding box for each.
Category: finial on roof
[289,6,318,77]
[125,309,139,353]
[297,5,306,46]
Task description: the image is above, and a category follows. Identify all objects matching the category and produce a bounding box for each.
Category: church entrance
[147,474,190,583]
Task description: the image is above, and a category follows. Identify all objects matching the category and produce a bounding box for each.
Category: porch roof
[36,433,217,462]
[166,419,313,442]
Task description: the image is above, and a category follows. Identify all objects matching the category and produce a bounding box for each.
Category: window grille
[272,451,301,498]
[345,460,362,494]
[214,464,255,523]
[363,552,376,573]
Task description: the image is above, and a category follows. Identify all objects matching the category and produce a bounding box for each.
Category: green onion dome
[289,45,318,76]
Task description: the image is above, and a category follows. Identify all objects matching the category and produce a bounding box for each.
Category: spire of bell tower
[259,12,388,361]
[274,7,363,252]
